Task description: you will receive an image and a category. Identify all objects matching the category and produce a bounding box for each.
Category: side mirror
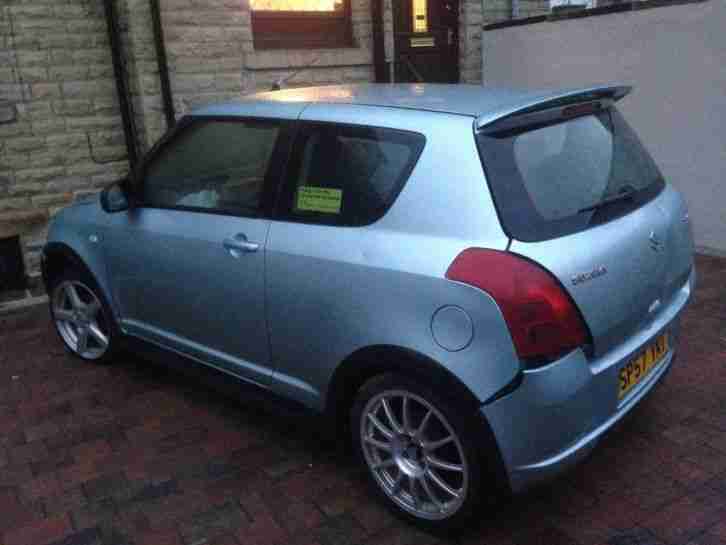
[100,180,130,213]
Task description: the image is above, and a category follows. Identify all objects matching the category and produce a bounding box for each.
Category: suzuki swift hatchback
[42,84,695,529]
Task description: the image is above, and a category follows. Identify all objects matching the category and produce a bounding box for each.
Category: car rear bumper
[481,267,694,494]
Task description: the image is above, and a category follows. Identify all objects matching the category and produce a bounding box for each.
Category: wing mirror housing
[100,179,131,213]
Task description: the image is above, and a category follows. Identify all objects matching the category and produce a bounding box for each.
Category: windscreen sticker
[296,186,342,214]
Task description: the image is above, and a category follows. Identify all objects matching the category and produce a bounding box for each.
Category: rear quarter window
[278,122,425,226]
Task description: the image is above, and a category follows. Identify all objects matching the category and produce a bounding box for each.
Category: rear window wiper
[578,187,636,213]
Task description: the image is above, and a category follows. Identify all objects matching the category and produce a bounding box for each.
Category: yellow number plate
[618,333,669,399]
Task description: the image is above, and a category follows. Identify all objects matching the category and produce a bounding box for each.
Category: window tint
[143,120,281,216]
[282,123,425,226]
[513,115,613,221]
[477,107,664,242]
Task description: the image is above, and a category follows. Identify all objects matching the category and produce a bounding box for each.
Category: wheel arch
[328,344,512,495]
[325,345,482,431]
[42,242,116,318]
[42,242,86,289]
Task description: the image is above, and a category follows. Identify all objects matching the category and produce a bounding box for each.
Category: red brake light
[446,249,590,361]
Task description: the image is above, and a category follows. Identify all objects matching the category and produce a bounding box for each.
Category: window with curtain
[250,0,353,50]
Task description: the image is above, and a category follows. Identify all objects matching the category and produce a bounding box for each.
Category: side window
[143,119,281,216]
[280,123,425,226]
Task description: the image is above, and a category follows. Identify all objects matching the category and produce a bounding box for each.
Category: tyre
[351,373,489,531]
[49,267,118,364]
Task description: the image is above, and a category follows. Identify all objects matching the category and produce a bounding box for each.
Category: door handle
[223,234,260,256]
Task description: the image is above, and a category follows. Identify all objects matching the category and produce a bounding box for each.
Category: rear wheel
[50,269,118,363]
[351,373,488,530]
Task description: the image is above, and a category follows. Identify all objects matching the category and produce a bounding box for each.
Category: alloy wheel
[52,280,110,360]
[360,389,469,520]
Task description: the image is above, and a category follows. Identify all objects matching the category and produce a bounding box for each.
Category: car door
[265,119,427,408]
[103,116,292,387]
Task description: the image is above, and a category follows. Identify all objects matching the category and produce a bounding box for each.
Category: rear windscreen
[477,107,664,242]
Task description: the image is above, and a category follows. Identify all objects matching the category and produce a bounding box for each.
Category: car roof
[192,83,630,125]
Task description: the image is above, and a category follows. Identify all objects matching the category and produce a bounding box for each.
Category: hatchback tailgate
[510,185,693,357]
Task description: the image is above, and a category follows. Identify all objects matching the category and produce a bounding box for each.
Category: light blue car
[42,84,695,529]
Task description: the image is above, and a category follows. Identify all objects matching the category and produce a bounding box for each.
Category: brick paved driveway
[0,255,724,545]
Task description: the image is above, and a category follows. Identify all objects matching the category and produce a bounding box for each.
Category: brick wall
[0,0,129,279]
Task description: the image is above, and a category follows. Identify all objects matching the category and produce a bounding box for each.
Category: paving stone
[129,478,180,503]
[20,473,61,501]
[31,450,75,476]
[9,441,49,465]
[314,515,368,545]
[43,487,88,517]
[0,463,33,487]
[2,514,73,545]
[135,528,183,545]
[179,502,246,544]
[25,420,62,442]
[82,472,134,503]
[607,528,665,545]
[0,487,45,533]
[47,527,103,545]
[0,254,723,545]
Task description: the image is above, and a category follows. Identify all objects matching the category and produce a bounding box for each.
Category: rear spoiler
[476,85,632,134]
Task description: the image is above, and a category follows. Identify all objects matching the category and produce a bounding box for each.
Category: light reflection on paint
[267,87,355,102]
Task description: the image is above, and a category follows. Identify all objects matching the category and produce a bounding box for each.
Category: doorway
[386,0,460,83]
[0,236,26,292]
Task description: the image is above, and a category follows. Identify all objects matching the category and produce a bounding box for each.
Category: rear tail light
[446,249,590,362]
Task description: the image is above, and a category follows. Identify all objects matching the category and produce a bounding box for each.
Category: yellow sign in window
[296,186,343,214]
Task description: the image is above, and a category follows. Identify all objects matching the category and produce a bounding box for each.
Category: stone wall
[0,0,378,284]
[460,0,485,83]
[1,0,494,289]
[122,0,376,152]
[0,0,129,280]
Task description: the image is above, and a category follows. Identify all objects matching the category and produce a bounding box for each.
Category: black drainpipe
[150,0,176,129]
[103,0,139,168]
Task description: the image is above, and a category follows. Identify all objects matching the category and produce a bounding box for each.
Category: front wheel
[50,269,118,363]
[351,373,489,530]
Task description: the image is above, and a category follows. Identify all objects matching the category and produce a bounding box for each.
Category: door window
[142,119,282,217]
[412,0,429,33]
[279,123,425,226]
